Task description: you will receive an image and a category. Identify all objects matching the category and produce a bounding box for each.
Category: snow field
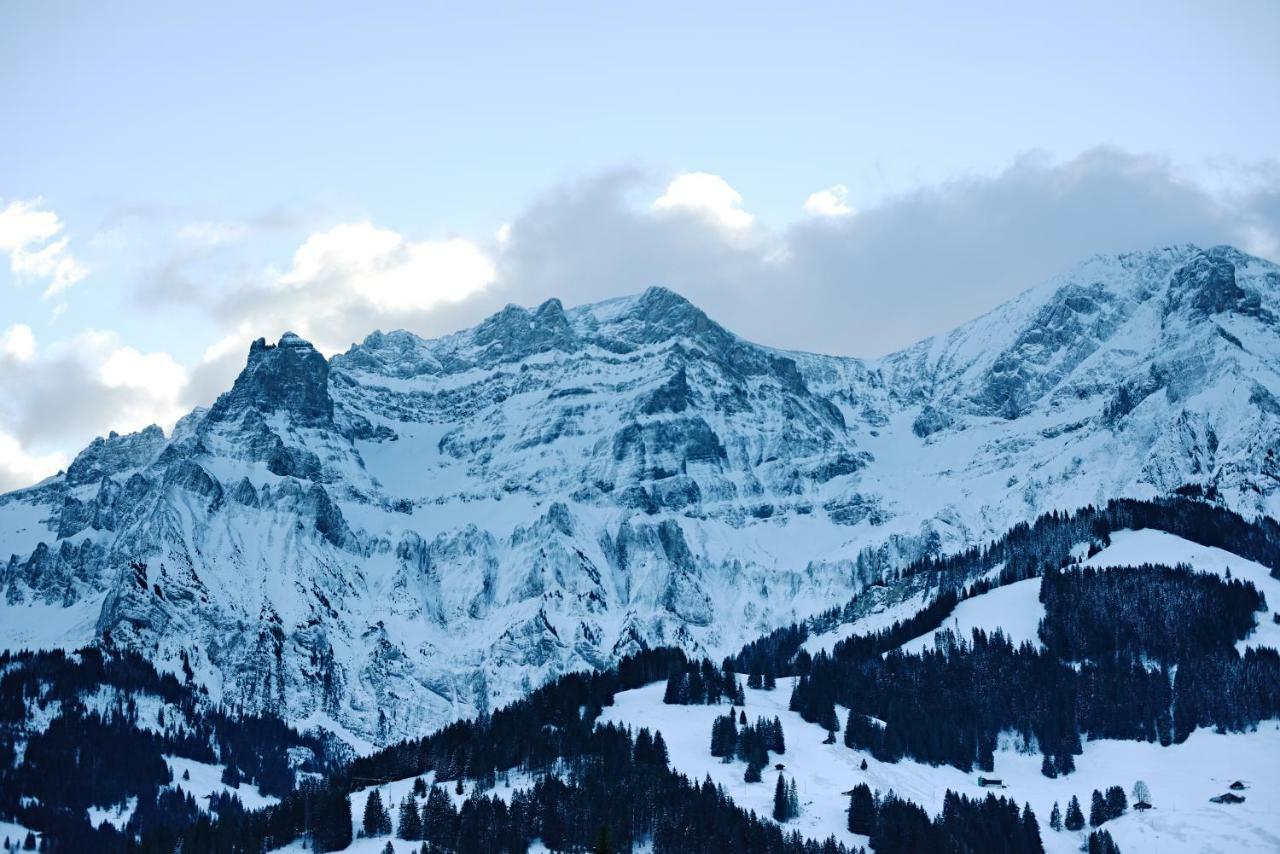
[599,679,1280,853]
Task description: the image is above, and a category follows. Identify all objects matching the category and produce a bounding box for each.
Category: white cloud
[0,331,190,475]
[0,431,67,493]
[0,198,89,296]
[651,172,754,230]
[0,324,36,362]
[803,184,854,217]
[279,221,495,314]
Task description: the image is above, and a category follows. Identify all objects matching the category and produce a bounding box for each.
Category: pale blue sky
[0,1,1278,487]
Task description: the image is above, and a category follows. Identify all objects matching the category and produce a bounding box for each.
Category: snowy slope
[599,679,1280,853]
[2,244,1279,745]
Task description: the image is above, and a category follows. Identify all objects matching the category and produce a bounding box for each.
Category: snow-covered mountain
[2,243,1278,746]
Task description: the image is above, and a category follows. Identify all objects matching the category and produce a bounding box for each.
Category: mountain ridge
[1,242,1278,746]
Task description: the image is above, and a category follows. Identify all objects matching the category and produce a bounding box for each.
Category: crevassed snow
[599,678,1280,853]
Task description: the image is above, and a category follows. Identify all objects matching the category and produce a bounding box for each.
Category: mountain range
[2,242,1278,747]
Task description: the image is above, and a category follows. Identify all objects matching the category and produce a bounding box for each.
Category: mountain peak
[207,331,333,426]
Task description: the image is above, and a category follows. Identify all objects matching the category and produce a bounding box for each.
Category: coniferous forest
[2,497,1278,852]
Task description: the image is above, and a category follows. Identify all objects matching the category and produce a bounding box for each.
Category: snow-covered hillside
[2,243,1279,745]
[599,679,1280,854]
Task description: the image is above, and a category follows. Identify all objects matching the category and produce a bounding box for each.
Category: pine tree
[363,789,392,837]
[1087,829,1121,854]
[663,669,683,704]
[1040,754,1057,778]
[764,669,777,690]
[1104,785,1127,819]
[773,774,790,821]
[787,778,800,819]
[1049,801,1062,831]
[744,758,762,783]
[1022,802,1042,849]
[848,783,876,835]
[398,794,422,840]
[1089,789,1106,827]
[1065,795,1085,831]
[382,842,395,854]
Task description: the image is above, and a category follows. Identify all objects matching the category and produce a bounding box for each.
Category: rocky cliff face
[1,243,1278,746]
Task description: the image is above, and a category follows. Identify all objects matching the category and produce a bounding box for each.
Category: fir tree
[848,783,876,835]
[398,794,422,840]
[1104,785,1127,819]
[773,774,790,821]
[1022,802,1042,849]
[1089,789,1106,827]
[363,789,392,837]
[1087,829,1121,854]
[1065,795,1085,831]
[1049,801,1062,831]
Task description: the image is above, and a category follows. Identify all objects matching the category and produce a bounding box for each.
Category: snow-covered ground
[0,592,105,652]
[901,577,1044,654]
[0,819,39,850]
[599,679,1280,853]
[163,756,279,811]
[802,590,933,656]
[271,767,542,853]
[86,796,137,831]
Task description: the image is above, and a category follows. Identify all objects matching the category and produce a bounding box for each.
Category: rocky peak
[205,332,333,427]
[1165,246,1267,322]
[64,425,167,486]
[469,297,579,366]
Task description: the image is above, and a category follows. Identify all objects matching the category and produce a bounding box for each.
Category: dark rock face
[65,425,166,486]
[470,298,580,367]
[207,333,334,426]
[969,282,1127,419]
[1164,248,1266,321]
[912,405,955,438]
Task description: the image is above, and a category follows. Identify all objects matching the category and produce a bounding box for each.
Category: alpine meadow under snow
[1,243,1279,852]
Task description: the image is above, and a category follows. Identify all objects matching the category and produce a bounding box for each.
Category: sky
[1,1,1279,490]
